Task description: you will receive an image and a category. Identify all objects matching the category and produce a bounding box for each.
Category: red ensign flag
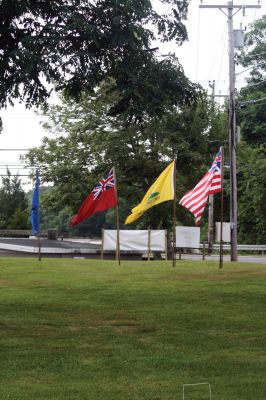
[70,168,117,226]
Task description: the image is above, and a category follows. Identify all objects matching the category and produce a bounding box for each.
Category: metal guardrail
[0,230,32,235]
[0,229,49,237]
[200,243,266,254]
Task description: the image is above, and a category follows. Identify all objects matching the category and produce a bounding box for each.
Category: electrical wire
[246,79,266,87]
[236,61,266,76]
[242,51,266,59]
[237,96,266,107]
[195,5,201,82]
[0,174,33,177]
[0,149,30,151]
[217,26,227,83]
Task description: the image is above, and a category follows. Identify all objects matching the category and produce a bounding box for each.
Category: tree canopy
[0,0,197,121]
[237,15,266,146]
[236,143,266,244]
[23,81,227,234]
[0,169,29,229]
[233,15,266,243]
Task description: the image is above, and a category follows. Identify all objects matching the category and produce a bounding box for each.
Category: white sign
[176,227,200,248]
[215,222,230,243]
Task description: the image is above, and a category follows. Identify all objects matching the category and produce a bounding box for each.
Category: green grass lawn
[0,258,265,400]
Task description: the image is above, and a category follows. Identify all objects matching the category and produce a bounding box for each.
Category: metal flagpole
[219,146,224,269]
[172,159,177,267]
[113,166,121,265]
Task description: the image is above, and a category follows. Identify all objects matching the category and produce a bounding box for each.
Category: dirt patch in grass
[0,278,13,286]
[67,318,138,334]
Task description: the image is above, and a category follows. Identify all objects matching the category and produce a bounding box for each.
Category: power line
[0,174,33,177]
[237,96,266,105]
[241,51,266,59]
[235,61,266,76]
[195,5,201,81]
[217,27,227,83]
[0,149,30,151]
[246,79,266,88]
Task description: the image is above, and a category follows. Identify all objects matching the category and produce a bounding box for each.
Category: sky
[0,0,265,188]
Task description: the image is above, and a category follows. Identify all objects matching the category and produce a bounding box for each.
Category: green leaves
[0,169,29,229]
[23,81,227,233]
[236,144,266,244]
[237,15,266,147]
[0,0,190,120]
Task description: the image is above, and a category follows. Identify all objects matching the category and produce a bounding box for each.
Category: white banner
[176,226,200,248]
[103,230,166,252]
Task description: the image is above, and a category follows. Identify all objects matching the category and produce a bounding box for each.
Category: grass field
[0,258,265,400]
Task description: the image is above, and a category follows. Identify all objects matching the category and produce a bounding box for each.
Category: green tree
[0,0,197,122]
[237,15,266,146]
[233,16,266,244]
[236,143,266,244]
[0,169,30,229]
[24,83,227,234]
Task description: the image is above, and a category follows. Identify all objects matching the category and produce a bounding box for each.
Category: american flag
[92,168,115,200]
[179,147,222,225]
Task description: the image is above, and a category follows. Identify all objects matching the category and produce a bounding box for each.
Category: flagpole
[148,229,151,261]
[30,169,41,261]
[172,159,177,267]
[37,170,41,262]
[113,166,121,265]
[101,228,104,260]
[219,146,224,269]
[38,233,41,262]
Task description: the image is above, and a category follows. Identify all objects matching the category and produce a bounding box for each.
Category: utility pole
[208,80,215,255]
[199,1,261,262]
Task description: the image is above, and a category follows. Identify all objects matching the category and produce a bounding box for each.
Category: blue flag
[30,169,40,235]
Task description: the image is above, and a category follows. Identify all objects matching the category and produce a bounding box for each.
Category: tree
[0,169,30,229]
[236,143,266,244]
[233,16,266,244]
[237,15,266,146]
[0,0,197,122]
[23,83,227,234]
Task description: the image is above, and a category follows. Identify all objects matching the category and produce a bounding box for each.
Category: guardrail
[200,243,266,254]
[0,230,49,237]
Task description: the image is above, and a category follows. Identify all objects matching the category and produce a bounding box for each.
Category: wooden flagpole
[165,230,168,261]
[101,228,104,260]
[219,146,224,269]
[172,159,177,267]
[148,229,151,261]
[38,233,41,262]
[113,166,121,265]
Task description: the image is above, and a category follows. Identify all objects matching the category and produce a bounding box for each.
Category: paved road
[0,238,100,249]
[0,237,100,257]
[179,254,266,264]
[213,255,266,264]
[0,238,265,263]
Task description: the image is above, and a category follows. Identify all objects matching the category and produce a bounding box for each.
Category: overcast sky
[0,0,265,188]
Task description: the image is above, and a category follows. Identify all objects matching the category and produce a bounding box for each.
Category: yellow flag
[125,161,175,224]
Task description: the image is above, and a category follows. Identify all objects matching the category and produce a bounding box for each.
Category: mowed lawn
[0,258,265,400]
